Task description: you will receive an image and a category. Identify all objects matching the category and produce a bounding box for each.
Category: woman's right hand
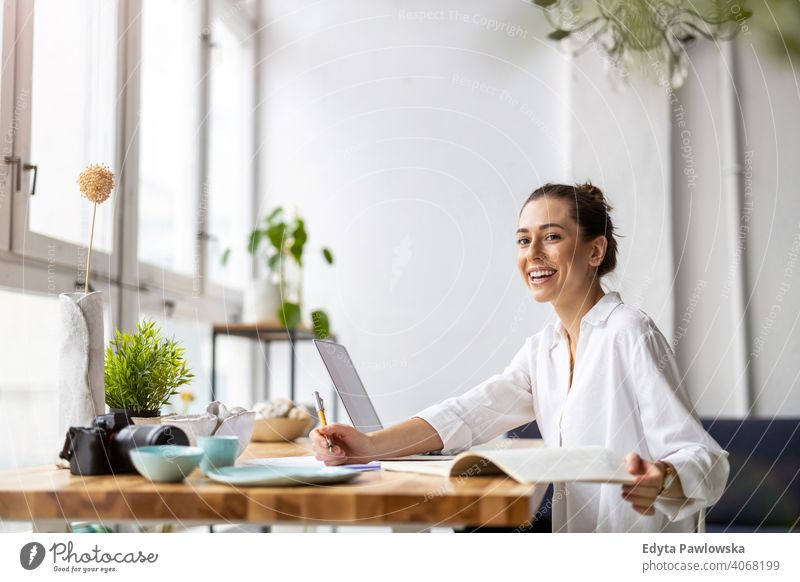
[310,423,378,465]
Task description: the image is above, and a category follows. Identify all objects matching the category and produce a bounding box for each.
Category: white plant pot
[242,278,282,324]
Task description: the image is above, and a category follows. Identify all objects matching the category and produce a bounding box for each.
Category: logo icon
[20,542,46,570]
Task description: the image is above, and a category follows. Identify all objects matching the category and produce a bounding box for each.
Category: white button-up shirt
[415,292,729,532]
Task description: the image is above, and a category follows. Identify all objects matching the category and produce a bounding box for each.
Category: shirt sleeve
[413,337,536,454]
[631,329,730,523]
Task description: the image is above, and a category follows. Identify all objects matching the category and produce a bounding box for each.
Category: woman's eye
[517,238,530,245]
[545,233,560,241]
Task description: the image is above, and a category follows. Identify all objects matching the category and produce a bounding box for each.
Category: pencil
[312,391,334,453]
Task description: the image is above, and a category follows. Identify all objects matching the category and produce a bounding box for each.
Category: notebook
[381,446,637,484]
[245,455,381,472]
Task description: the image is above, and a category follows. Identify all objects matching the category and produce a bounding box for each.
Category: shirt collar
[549,292,623,349]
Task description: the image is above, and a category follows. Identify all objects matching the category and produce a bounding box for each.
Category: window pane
[139,311,254,414]
[28,0,118,252]
[0,289,60,471]
[0,287,114,473]
[137,0,201,276]
[207,17,252,288]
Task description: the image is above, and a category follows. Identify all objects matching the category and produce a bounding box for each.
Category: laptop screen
[313,340,384,432]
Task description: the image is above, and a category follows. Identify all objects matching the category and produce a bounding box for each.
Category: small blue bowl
[129,445,205,482]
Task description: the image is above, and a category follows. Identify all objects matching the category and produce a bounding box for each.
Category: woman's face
[516,196,606,306]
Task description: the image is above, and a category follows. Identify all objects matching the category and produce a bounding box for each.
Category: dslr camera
[59,412,189,475]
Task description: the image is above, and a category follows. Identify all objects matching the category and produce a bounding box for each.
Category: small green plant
[104,320,194,414]
[222,206,334,337]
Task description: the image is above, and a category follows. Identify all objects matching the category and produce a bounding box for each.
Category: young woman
[311,183,729,533]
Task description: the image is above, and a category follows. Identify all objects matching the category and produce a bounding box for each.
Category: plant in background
[77,164,114,294]
[222,207,335,338]
[533,0,752,89]
[104,320,194,415]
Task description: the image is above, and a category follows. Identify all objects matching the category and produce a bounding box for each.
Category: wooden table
[0,440,546,532]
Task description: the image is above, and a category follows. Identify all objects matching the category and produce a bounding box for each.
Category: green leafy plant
[104,320,194,414]
[222,207,335,337]
[534,0,752,88]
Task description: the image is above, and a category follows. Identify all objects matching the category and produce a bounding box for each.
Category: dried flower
[78,164,114,204]
[79,163,115,294]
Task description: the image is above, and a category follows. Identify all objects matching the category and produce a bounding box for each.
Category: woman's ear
[589,236,607,268]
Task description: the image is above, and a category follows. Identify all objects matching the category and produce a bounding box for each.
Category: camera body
[59,412,189,475]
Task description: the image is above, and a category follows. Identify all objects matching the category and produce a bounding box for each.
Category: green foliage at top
[535,0,753,88]
[104,320,194,414]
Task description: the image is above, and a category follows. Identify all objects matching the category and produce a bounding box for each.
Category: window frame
[0,0,18,253]
[0,0,256,330]
[8,0,120,284]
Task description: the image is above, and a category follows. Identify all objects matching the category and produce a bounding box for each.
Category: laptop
[313,339,452,461]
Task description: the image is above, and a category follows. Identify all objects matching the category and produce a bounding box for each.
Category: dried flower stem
[77,163,114,295]
[85,202,97,294]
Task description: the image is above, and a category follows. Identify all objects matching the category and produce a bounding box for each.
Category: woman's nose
[527,239,545,260]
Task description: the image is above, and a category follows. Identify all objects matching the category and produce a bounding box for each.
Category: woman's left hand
[621,453,666,516]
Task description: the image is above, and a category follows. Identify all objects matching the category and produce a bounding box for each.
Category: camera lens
[111,424,190,473]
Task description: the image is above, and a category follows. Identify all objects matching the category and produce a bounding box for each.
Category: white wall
[257,2,800,421]
[670,34,800,417]
[566,50,675,340]
[257,0,568,422]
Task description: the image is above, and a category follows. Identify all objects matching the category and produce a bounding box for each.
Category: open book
[381,446,636,484]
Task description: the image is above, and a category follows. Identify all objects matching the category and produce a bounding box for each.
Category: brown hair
[521,182,618,278]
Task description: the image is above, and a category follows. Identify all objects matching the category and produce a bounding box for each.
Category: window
[137,0,202,278]
[0,286,113,472]
[206,13,254,288]
[139,310,255,414]
[0,0,12,252]
[0,0,257,476]
[27,0,118,253]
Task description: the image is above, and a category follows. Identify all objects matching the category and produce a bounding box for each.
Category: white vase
[57,291,105,467]
[242,278,282,325]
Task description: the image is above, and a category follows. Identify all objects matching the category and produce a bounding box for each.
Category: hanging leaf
[265,206,283,224]
[266,223,288,252]
[247,230,262,255]
[289,218,307,266]
[533,0,558,6]
[220,248,231,266]
[277,301,301,329]
[548,29,572,41]
[267,253,282,272]
[321,247,334,265]
[311,309,331,339]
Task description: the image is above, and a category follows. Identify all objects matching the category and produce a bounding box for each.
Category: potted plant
[222,206,335,338]
[104,320,194,421]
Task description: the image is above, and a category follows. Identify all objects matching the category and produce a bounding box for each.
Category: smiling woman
[307,182,729,533]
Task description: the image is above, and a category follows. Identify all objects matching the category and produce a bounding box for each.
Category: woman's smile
[527,267,558,286]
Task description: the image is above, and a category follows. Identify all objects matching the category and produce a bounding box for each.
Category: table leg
[263,341,271,400]
[289,331,296,401]
[211,331,218,401]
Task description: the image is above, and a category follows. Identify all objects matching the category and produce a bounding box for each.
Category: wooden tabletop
[0,440,546,529]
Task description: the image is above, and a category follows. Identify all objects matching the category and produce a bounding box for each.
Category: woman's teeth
[529,270,556,285]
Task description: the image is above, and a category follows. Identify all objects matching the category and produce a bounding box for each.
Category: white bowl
[162,414,218,446]
[214,410,256,456]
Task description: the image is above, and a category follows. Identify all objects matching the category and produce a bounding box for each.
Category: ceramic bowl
[129,445,205,482]
[251,416,315,442]
[214,410,256,456]
[162,414,218,446]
